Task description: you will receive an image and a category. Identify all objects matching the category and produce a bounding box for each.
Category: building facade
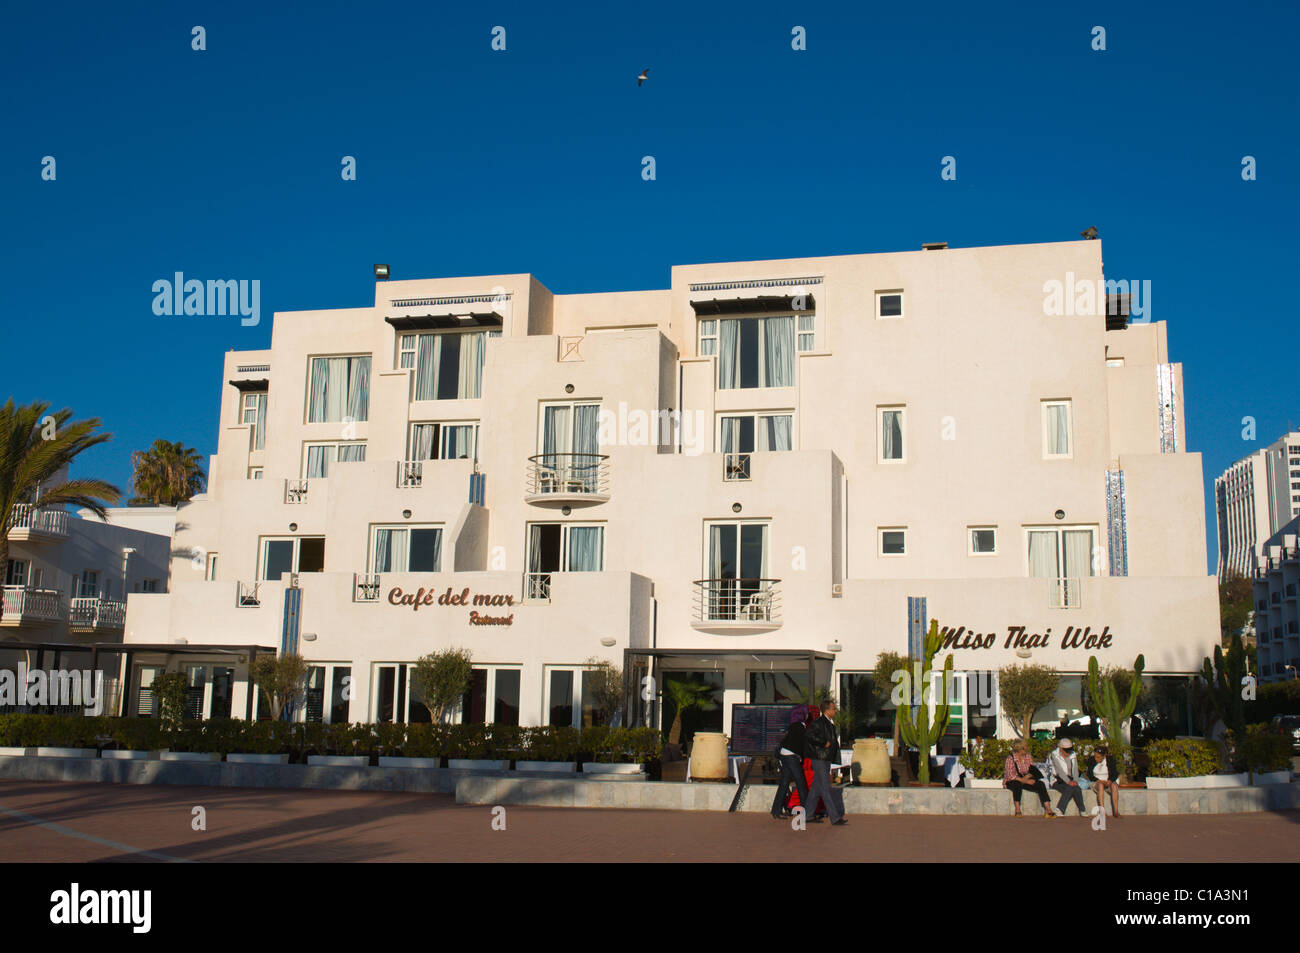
[1216,431,1300,581]
[120,239,1220,744]
[1253,515,1300,683]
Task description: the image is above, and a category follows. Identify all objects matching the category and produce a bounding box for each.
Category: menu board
[730,704,799,754]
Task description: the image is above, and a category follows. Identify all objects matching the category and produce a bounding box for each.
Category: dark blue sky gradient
[2,1,1297,573]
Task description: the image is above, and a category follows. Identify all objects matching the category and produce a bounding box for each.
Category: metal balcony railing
[237,582,261,607]
[398,460,423,488]
[284,479,309,504]
[0,587,64,624]
[692,578,782,624]
[1047,577,1084,609]
[7,504,70,539]
[68,597,126,631]
[525,572,551,602]
[723,452,751,482]
[526,453,609,498]
[354,573,381,603]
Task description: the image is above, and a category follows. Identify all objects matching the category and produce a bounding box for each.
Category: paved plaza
[1,780,1297,862]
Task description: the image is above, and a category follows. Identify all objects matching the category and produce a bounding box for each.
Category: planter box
[34,747,98,759]
[1252,771,1291,785]
[101,750,161,761]
[581,762,644,776]
[1146,773,1249,790]
[159,751,222,763]
[0,747,33,757]
[226,753,291,765]
[968,778,1005,789]
[378,757,442,769]
[514,761,577,774]
[307,755,369,767]
[448,759,510,772]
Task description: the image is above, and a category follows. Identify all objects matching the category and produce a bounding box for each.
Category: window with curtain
[371,526,442,573]
[409,422,479,461]
[1042,401,1072,457]
[408,330,499,401]
[304,442,366,478]
[241,392,267,450]
[880,407,905,461]
[716,316,796,389]
[527,524,605,575]
[1027,526,1096,605]
[308,356,370,423]
[719,414,794,452]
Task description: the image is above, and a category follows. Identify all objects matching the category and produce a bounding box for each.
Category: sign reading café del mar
[388,586,516,626]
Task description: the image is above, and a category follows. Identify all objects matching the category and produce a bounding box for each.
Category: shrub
[958,738,1057,779]
[1237,723,1292,773]
[1144,738,1225,778]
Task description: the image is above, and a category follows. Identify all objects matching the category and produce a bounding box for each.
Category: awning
[385,313,504,332]
[228,378,269,391]
[689,294,815,316]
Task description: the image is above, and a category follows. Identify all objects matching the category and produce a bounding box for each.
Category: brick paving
[1,779,1297,862]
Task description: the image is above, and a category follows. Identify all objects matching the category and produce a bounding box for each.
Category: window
[141,579,160,593]
[715,316,796,389]
[79,570,99,598]
[260,537,326,580]
[878,406,906,462]
[205,553,219,581]
[459,666,523,725]
[719,413,794,453]
[876,291,903,319]
[698,319,718,356]
[241,391,267,450]
[248,467,263,480]
[403,330,500,401]
[797,313,816,352]
[303,441,366,478]
[1026,525,1096,607]
[307,355,371,423]
[373,663,412,723]
[536,403,602,494]
[879,528,907,556]
[703,521,771,620]
[1041,400,1073,458]
[969,527,997,555]
[527,523,604,594]
[4,559,27,587]
[409,421,479,461]
[370,525,443,573]
[543,664,618,727]
[1105,357,1125,368]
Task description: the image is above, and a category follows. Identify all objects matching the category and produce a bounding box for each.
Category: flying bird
[637,69,649,87]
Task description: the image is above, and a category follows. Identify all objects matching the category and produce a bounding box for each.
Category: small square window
[879,528,907,556]
[970,528,997,555]
[877,292,903,319]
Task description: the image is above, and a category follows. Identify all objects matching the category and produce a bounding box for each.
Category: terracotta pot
[852,738,891,784]
[689,732,730,779]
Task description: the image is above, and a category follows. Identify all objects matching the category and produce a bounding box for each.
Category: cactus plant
[896,619,953,784]
[1086,653,1144,742]
[1199,633,1246,736]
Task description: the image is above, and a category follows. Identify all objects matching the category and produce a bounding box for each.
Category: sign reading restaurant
[388,586,515,626]
[938,623,1115,651]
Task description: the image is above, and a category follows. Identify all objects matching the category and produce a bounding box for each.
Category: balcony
[723,452,751,482]
[67,597,126,632]
[237,581,261,607]
[525,453,610,506]
[525,572,552,603]
[397,461,423,488]
[691,578,782,633]
[284,479,309,504]
[0,587,64,626]
[1047,577,1084,609]
[6,504,70,542]
[354,573,381,602]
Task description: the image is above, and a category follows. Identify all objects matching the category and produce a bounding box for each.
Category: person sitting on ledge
[1048,738,1087,817]
[1087,745,1122,818]
[1004,740,1055,818]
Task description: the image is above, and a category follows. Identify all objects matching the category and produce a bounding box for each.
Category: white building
[1216,430,1300,581]
[2,481,173,714]
[1253,515,1300,683]
[120,239,1220,745]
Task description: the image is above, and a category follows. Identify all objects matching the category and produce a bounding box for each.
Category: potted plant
[447,723,508,772]
[514,725,580,774]
[1144,738,1240,788]
[225,719,292,765]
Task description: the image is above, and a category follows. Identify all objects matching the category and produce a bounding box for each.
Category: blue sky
[2,1,1296,574]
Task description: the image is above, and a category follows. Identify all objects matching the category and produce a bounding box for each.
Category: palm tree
[664,677,720,747]
[0,400,121,615]
[129,439,206,505]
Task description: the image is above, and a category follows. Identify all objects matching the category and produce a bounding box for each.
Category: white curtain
[346,357,370,421]
[411,423,437,460]
[308,358,340,422]
[458,332,485,399]
[253,394,267,450]
[566,526,603,572]
[1046,404,1070,455]
[1063,530,1093,578]
[718,319,739,389]
[374,529,408,573]
[1028,531,1059,578]
[762,415,793,451]
[306,445,333,479]
[882,410,903,459]
[442,425,474,460]
[720,417,739,454]
[543,406,571,476]
[337,443,366,463]
[762,316,795,386]
[414,335,439,401]
[528,525,544,574]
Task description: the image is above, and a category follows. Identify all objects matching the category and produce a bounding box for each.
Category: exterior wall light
[1054,510,1065,520]
[732,503,742,513]
[561,505,572,516]
[827,642,842,653]
[303,633,317,642]
[600,637,616,647]
[289,522,298,532]
[402,509,412,519]
[565,384,575,394]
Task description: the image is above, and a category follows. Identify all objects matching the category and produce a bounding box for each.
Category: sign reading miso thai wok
[388,585,515,626]
[938,623,1115,651]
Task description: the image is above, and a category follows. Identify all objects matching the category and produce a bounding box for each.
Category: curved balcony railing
[0,587,64,625]
[6,504,69,540]
[692,578,781,627]
[525,453,610,503]
[68,597,126,631]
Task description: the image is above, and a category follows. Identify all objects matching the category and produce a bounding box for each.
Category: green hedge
[1144,738,1225,777]
[1237,723,1292,773]
[0,715,661,765]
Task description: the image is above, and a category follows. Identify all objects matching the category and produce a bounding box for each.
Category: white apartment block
[1216,431,1300,581]
[1253,516,1300,683]
[118,239,1220,745]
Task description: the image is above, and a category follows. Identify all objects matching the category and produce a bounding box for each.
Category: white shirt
[1093,759,1109,781]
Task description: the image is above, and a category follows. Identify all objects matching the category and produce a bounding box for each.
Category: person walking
[771,705,810,819]
[1048,738,1087,816]
[804,701,847,825]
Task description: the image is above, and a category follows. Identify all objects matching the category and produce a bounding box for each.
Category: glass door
[707,523,768,620]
